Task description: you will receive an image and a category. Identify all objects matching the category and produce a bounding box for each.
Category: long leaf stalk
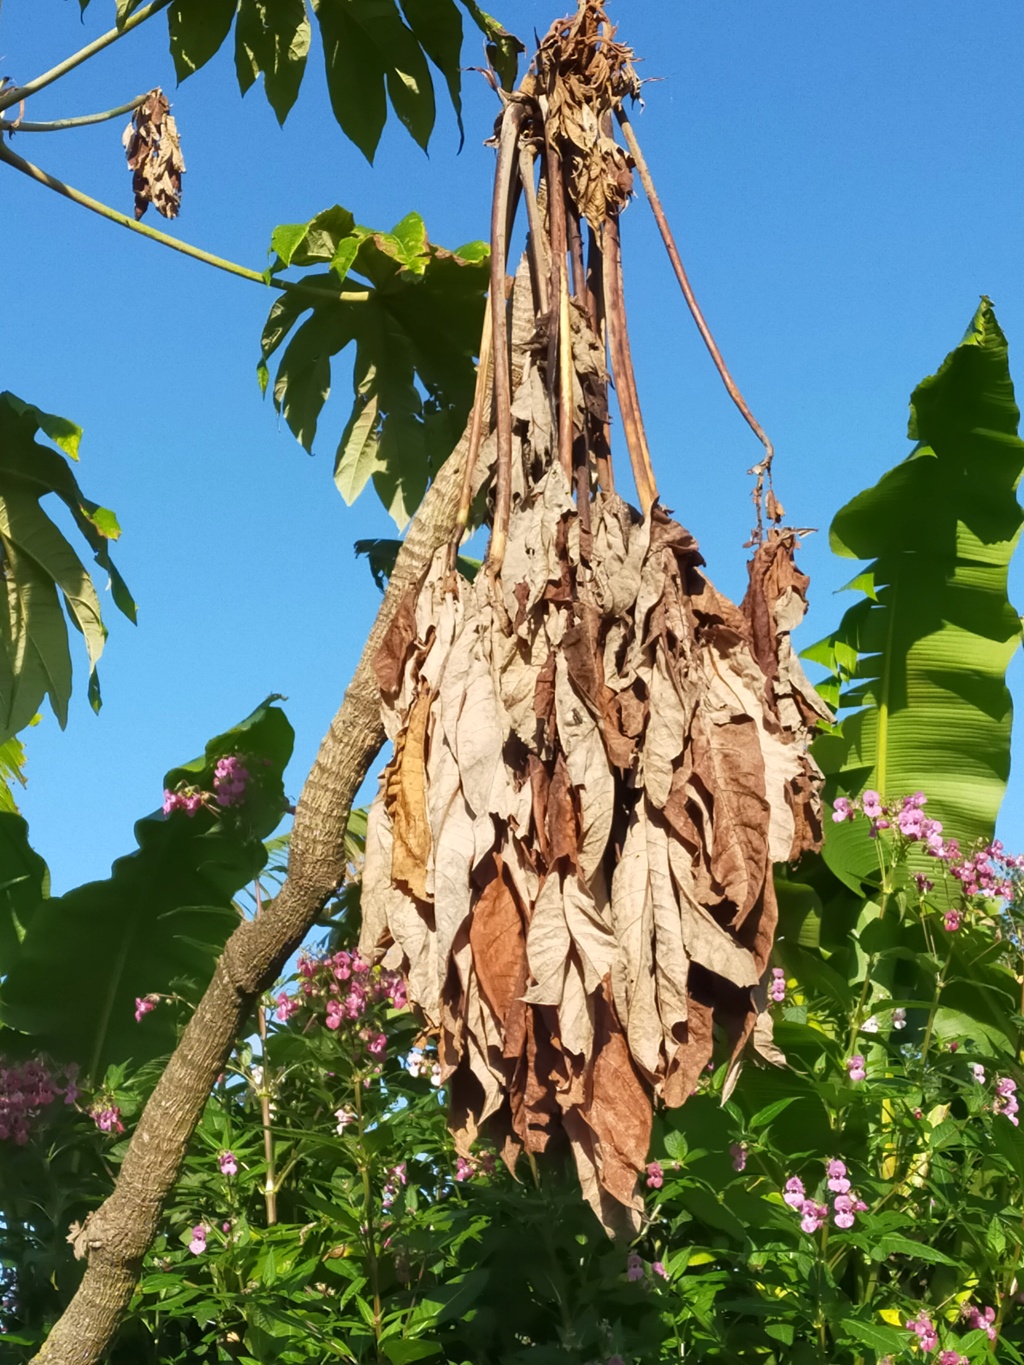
[0,140,370,308]
[0,95,147,134]
[0,0,172,113]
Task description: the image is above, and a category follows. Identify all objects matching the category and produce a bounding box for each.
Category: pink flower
[769,967,786,1003]
[826,1159,850,1193]
[645,1161,664,1189]
[846,1055,866,1082]
[325,1000,343,1031]
[971,1063,986,1083]
[652,1260,668,1279]
[962,1303,997,1341]
[189,1224,207,1255]
[943,908,963,933]
[831,1192,864,1229]
[365,1032,387,1059]
[730,1143,747,1172]
[937,1353,967,1365]
[799,1200,828,1234]
[92,1105,124,1134]
[213,755,249,807]
[892,1008,907,1029]
[861,790,883,819]
[906,1313,937,1351]
[626,1252,644,1282]
[454,1156,474,1182]
[134,994,158,1023]
[832,797,856,823]
[334,1106,356,1134]
[783,1176,805,1209]
[218,1151,238,1176]
[389,1162,407,1186]
[995,1076,1020,1125]
[275,992,299,1022]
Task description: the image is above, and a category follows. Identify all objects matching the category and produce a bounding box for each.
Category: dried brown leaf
[122,89,184,221]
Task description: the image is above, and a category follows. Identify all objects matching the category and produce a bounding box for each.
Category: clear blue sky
[2,1,1023,893]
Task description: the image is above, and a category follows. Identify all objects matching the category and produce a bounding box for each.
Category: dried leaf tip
[122,89,184,221]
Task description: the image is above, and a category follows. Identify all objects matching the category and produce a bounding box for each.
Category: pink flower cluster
[275,949,407,1060]
[783,1162,866,1232]
[961,1301,997,1341]
[213,755,249,807]
[189,1224,207,1255]
[454,1151,497,1183]
[937,1353,968,1365]
[0,1058,76,1144]
[994,1075,1019,1126]
[906,1312,938,1351]
[218,1150,238,1176]
[92,1105,124,1134]
[162,786,203,816]
[405,1048,443,1086]
[833,789,945,852]
[645,1161,664,1189]
[769,968,786,1003]
[134,994,159,1022]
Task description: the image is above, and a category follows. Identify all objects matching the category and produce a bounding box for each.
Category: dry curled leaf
[122,89,184,220]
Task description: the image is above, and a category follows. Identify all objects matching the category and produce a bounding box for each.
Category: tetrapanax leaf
[0,394,133,740]
[456,0,524,89]
[122,89,185,221]
[334,395,383,504]
[345,1,436,151]
[399,0,465,142]
[0,698,293,1075]
[312,0,388,161]
[273,304,361,451]
[235,0,311,124]
[168,0,237,81]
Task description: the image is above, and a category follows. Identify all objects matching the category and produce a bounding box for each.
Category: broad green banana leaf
[807,298,1024,891]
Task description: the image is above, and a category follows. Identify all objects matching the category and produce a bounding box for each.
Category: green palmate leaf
[235,0,311,124]
[399,0,465,142]
[0,732,29,816]
[0,394,134,741]
[455,0,524,89]
[0,698,293,1075]
[810,299,1024,890]
[261,206,488,526]
[168,0,238,81]
[312,0,435,160]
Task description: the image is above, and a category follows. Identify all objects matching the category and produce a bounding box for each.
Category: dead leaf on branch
[358,2,829,1235]
[122,89,185,221]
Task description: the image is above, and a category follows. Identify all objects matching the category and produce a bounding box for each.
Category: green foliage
[86,0,523,151]
[0,393,134,742]
[0,697,293,1074]
[807,299,1024,893]
[259,206,489,527]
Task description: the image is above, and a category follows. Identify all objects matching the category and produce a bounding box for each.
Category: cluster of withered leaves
[526,4,641,228]
[359,4,828,1234]
[122,89,184,221]
[361,301,827,1234]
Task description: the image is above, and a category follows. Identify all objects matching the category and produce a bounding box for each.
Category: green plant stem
[0,140,371,308]
[918,950,951,1072]
[0,0,172,113]
[0,95,147,133]
[352,1073,383,1354]
[253,881,278,1225]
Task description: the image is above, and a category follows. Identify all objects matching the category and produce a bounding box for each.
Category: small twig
[0,0,172,113]
[0,95,147,133]
[485,101,525,574]
[0,140,370,309]
[586,223,614,494]
[616,108,774,476]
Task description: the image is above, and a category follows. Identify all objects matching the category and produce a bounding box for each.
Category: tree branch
[0,0,172,114]
[0,140,371,308]
[31,428,475,1365]
[0,96,147,133]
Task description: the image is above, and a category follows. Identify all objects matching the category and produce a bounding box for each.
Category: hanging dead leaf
[122,89,184,221]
